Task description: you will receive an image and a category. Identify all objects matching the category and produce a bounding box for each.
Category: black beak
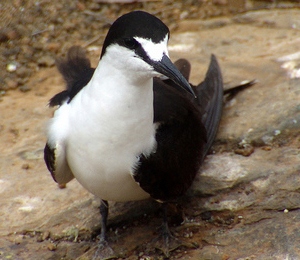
[151,54,197,98]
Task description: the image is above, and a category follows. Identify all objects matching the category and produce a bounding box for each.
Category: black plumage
[134,55,223,201]
[48,46,95,107]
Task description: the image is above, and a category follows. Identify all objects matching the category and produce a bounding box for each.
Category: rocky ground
[1,0,300,259]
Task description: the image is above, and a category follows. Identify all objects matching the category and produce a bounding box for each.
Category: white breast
[50,52,157,201]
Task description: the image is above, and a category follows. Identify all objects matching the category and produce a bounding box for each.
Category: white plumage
[47,42,166,201]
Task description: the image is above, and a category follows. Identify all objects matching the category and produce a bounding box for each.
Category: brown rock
[37,55,55,67]
[16,67,31,78]
[3,79,18,90]
[234,146,254,157]
[47,242,57,251]
[45,42,61,53]
[0,31,9,43]
[6,29,19,40]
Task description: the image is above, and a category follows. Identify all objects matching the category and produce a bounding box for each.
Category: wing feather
[44,142,74,184]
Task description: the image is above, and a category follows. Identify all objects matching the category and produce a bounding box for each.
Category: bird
[44,10,223,259]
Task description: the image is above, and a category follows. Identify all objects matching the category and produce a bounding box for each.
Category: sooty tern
[44,11,223,259]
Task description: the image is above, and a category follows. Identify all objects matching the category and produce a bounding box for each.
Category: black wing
[134,55,223,202]
[195,54,223,156]
[44,142,74,184]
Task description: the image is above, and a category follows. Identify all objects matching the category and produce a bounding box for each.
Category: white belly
[66,135,152,202]
[63,82,156,202]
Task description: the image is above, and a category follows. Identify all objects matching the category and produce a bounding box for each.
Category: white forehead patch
[134,34,169,62]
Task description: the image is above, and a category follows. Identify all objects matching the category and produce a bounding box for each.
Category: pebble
[42,231,50,241]
[63,21,77,31]
[234,146,254,157]
[36,234,43,242]
[21,45,34,58]
[6,29,19,40]
[36,231,50,242]
[213,0,227,5]
[6,63,17,72]
[21,36,31,45]
[3,79,18,90]
[47,242,57,251]
[14,235,24,245]
[45,42,61,52]
[0,29,19,42]
[32,42,44,51]
[76,2,86,11]
[0,31,9,43]
[21,163,30,170]
[19,85,32,92]
[37,55,55,67]
[16,67,31,78]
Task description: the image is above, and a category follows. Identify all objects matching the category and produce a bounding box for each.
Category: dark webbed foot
[154,203,198,258]
[92,200,118,260]
[92,240,117,260]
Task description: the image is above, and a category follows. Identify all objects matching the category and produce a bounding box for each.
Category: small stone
[262,146,272,151]
[10,128,19,137]
[222,255,230,260]
[50,233,62,241]
[37,55,55,67]
[3,79,18,90]
[274,130,281,136]
[21,46,34,59]
[21,36,31,45]
[45,42,61,52]
[234,146,254,157]
[77,2,86,10]
[32,42,44,51]
[47,242,57,251]
[21,163,30,170]
[89,2,101,10]
[42,231,50,241]
[16,67,31,78]
[36,234,43,242]
[180,11,189,20]
[19,85,31,92]
[6,63,17,72]
[213,0,227,5]
[14,235,23,245]
[0,31,9,43]
[63,21,77,31]
[6,29,20,40]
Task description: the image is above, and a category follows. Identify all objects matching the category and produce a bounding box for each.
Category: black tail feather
[49,46,95,107]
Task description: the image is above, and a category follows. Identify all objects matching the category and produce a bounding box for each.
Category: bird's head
[100,11,196,97]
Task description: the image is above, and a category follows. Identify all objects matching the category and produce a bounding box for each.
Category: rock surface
[1,5,300,260]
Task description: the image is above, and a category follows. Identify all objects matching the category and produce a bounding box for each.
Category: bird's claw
[92,240,117,260]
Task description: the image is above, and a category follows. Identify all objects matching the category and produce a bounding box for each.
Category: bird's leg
[92,200,117,260]
[155,203,197,258]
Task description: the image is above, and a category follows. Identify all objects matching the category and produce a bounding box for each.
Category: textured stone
[0,8,300,260]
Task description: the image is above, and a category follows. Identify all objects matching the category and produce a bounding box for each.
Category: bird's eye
[123,38,138,49]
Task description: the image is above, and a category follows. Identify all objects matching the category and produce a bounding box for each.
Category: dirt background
[2,0,300,94]
[1,1,300,260]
